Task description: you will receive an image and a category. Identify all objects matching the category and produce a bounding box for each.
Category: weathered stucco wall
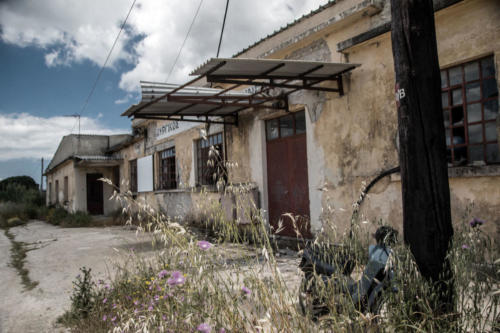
[228,0,499,239]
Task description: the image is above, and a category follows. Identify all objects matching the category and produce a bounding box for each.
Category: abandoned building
[44,134,131,215]
[46,0,499,240]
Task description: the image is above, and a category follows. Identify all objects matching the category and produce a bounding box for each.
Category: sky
[0,0,330,186]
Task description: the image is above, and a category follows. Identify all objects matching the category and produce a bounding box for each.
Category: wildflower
[112,303,117,309]
[197,240,212,251]
[133,300,139,305]
[469,218,485,228]
[111,316,117,322]
[219,329,226,333]
[462,244,470,249]
[103,315,107,321]
[103,298,107,304]
[134,309,139,314]
[162,315,167,321]
[197,323,211,333]
[154,295,160,301]
[158,269,168,279]
[148,305,153,311]
[145,281,151,285]
[242,286,251,296]
[167,271,186,286]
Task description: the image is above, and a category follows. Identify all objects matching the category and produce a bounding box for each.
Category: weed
[4,228,39,291]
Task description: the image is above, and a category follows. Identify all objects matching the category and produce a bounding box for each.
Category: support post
[390,0,454,311]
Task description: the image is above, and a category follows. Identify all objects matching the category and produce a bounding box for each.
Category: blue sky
[0,0,329,186]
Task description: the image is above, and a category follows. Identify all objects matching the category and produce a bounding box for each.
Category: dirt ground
[0,221,301,333]
[0,220,154,333]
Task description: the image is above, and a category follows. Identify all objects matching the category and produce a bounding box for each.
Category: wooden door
[86,173,103,215]
[266,111,311,238]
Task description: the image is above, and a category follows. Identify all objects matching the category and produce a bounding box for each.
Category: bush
[0,175,38,191]
[0,202,27,228]
[60,211,92,228]
[46,207,68,226]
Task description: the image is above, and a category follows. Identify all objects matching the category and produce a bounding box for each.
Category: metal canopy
[124,58,359,126]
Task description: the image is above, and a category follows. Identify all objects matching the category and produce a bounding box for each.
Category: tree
[390,0,454,311]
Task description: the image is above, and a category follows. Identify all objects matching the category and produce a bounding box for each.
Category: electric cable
[77,0,137,120]
[216,0,230,57]
[165,0,204,83]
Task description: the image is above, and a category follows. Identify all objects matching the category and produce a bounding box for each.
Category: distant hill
[0,176,39,191]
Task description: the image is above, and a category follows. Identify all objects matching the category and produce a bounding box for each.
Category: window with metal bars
[196,133,225,186]
[129,159,137,192]
[159,147,176,190]
[441,55,499,165]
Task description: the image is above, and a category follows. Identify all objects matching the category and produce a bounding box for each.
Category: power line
[165,0,204,83]
[78,0,137,120]
[216,0,230,57]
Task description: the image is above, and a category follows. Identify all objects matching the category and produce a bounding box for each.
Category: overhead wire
[216,0,230,57]
[165,0,204,83]
[75,0,137,128]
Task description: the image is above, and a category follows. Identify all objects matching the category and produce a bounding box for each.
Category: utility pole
[40,157,44,191]
[390,0,454,312]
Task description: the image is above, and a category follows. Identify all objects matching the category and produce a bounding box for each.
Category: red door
[87,173,104,215]
[266,111,311,238]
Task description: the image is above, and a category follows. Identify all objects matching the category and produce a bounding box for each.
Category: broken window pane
[266,118,279,140]
[280,114,294,138]
[484,99,498,120]
[449,67,462,86]
[486,143,500,163]
[466,82,481,102]
[451,106,464,125]
[482,78,499,99]
[465,62,479,82]
[443,110,450,127]
[442,92,449,108]
[295,111,306,134]
[485,122,497,142]
[468,145,484,162]
[468,124,483,144]
[441,70,448,88]
[482,57,495,77]
[467,103,482,123]
[452,89,462,105]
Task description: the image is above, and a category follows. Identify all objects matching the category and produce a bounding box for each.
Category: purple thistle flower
[111,316,117,322]
[133,300,139,305]
[462,244,470,249]
[167,271,186,286]
[197,323,211,333]
[158,269,168,279]
[197,240,212,251]
[154,295,160,301]
[469,218,485,228]
[112,303,117,309]
[242,286,251,296]
[103,298,107,304]
[148,305,153,311]
[102,315,107,321]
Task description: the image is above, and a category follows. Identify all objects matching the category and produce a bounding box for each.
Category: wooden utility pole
[40,158,44,191]
[390,0,454,310]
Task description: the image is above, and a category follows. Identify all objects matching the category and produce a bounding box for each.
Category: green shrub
[0,175,38,191]
[6,216,25,228]
[0,202,27,228]
[60,211,92,228]
[46,207,68,226]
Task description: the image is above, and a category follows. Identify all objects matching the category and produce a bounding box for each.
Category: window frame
[196,132,225,186]
[129,159,138,193]
[265,110,306,141]
[159,147,177,190]
[441,55,499,165]
[63,176,68,203]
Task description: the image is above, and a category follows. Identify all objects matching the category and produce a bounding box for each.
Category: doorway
[266,111,311,238]
[86,173,103,215]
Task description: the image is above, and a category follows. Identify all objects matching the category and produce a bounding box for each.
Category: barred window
[129,159,137,192]
[196,133,224,186]
[159,147,176,190]
[441,56,499,165]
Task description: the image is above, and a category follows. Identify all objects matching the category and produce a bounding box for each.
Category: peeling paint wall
[227,0,499,239]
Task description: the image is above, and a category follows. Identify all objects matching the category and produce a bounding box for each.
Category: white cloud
[0,0,330,92]
[0,113,129,161]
